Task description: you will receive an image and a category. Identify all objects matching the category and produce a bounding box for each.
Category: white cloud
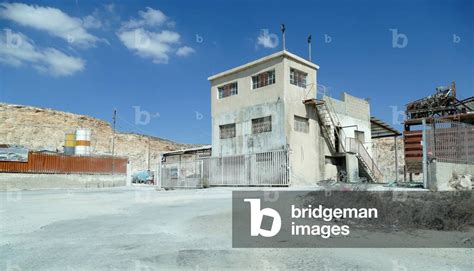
[121,7,167,30]
[0,28,85,76]
[176,46,195,57]
[256,30,279,49]
[117,8,194,64]
[83,14,102,29]
[0,2,103,48]
[117,28,180,64]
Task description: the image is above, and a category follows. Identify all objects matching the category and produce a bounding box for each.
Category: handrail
[346,137,383,181]
[316,91,348,153]
[315,89,383,181]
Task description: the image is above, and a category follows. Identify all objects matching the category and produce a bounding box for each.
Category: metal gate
[208,150,289,186]
[160,159,206,188]
[159,150,289,188]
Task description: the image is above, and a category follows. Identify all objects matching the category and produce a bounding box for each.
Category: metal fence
[159,150,289,188]
[160,159,206,188]
[427,119,474,165]
[0,151,128,174]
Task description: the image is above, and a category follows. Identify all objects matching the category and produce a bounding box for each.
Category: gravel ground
[0,187,472,270]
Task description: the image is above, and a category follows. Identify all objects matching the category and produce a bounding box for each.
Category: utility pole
[147,136,151,171]
[112,109,116,174]
[281,24,286,51]
[308,34,312,62]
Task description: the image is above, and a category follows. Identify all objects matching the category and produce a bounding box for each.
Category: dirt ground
[1,187,472,270]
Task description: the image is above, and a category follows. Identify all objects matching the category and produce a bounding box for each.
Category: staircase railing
[315,89,383,182]
[316,91,348,153]
[345,137,383,181]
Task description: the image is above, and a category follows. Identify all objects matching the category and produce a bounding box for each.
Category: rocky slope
[0,103,195,172]
[372,137,405,182]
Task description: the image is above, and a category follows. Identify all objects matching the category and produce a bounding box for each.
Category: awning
[370,117,402,138]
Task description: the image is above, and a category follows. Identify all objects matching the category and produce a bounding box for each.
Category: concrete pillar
[345,153,359,182]
[156,154,162,189]
[126,162,132,186]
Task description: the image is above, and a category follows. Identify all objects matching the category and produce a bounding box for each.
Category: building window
[220,123,236,139]
[252,116,272,134]
[218,82,238,99]
[290,68,307,88]
[355,130,365,143]
[294,116,309,133]
[252,70,275,89]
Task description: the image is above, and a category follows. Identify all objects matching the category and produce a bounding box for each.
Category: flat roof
[161,145,212,156]
[208,50,319,81]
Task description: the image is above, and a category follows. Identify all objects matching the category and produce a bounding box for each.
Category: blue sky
[0,0,473,144]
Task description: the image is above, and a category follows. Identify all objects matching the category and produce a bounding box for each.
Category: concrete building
[208,50,381,186]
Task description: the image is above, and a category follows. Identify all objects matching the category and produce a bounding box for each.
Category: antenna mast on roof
[281,24,286,51]
[308,34,312,62]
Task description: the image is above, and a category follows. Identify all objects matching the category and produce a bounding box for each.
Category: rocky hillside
[372,137,405,182]
[0,103,195,172]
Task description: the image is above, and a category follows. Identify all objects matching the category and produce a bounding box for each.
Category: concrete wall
[209,53,320,185]
[212,102,286,156]
[428,161,474,191]
[208,51,373,186]
[327,92,372,155]
[0,173,126,191]
[210,57,285,116]
[282,57,322,184]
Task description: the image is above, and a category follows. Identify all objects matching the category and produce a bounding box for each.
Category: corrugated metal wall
[404,130,423,174]
[0,152,127,174]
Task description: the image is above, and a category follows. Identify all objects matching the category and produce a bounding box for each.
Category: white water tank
[75,128,91,155]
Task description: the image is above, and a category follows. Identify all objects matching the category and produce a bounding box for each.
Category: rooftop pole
[281,24,286,51]
[308,34,312,62]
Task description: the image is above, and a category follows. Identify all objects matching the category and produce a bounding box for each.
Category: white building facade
[208,51,378,186]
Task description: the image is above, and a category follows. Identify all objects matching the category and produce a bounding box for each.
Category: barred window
[252,116,272,134]
[294,116,309,133]
[218,82,238,99]
[252,70,275,89]
[290,68,307,88]
[220,123,236,139]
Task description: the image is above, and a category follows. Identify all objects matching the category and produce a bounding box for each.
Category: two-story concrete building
[160,50,383,188]
[208,50,381,186]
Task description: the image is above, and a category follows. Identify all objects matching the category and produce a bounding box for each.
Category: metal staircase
[304,95,383,182]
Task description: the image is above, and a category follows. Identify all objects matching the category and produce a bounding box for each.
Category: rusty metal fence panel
[0,152,127,174]
[427,119,474,165]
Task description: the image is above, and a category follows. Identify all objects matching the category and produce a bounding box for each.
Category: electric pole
[112,109,116,174]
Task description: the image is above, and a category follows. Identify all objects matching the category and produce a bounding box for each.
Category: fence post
[465,125,469,164]
[157,154,162,189]
[126,162,132,187]
[422,119,428,189]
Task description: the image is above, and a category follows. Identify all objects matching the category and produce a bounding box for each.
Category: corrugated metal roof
[371,117,401,138]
